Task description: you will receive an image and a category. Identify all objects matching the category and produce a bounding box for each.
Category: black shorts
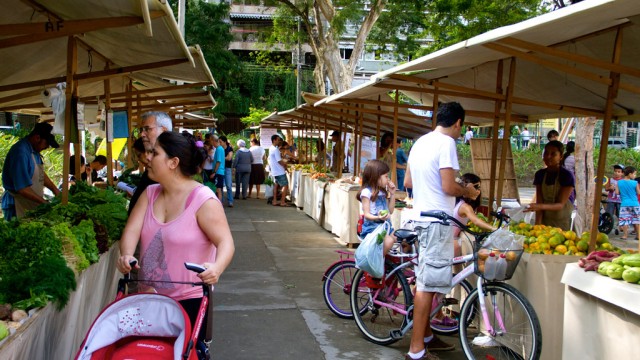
[214,174,225,188]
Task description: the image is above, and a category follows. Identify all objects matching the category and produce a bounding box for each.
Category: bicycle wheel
[459,283,542,360]
[322,260,361,319]
[599,212,614,234]
[350,268,412,345]
[430,279,474,336]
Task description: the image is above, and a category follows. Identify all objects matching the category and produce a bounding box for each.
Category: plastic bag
[264,184,274,199]
[355,221,389,278]
[484,227,524,251]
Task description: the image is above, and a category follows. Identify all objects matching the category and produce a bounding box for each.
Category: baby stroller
[75,262,212,360]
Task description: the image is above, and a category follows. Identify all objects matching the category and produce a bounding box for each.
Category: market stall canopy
[0,0,217,115]
[318,0,640,125]
[174,112,217,129]
[262,92,434,139]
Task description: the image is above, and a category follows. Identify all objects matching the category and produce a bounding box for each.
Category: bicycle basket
[474,248,524,281]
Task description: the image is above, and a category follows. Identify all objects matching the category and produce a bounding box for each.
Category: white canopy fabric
[0,0,217,115]
[318,0,640,125]
[262,92,433,139]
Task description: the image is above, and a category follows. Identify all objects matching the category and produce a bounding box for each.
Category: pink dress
[139,184,218,301]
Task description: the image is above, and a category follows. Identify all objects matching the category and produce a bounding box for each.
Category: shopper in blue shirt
[2,122,61,220]
[396,138,408,191]
[616,166,640,241]
[210,135,226,203]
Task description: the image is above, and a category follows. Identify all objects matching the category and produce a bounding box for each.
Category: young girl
[616,166,640,241]
[453,173,497,257]
[357,160,396,255]
[526,140,575,229]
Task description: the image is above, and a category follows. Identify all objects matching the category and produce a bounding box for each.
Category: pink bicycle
[350,211,542,360]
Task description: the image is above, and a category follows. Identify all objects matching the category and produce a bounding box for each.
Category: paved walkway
[211,195,466,360]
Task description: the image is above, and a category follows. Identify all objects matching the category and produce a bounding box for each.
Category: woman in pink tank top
[116,131,235,341]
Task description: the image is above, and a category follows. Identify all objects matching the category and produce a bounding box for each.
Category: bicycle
[322,249,363,318]
[349,228,474,344]
[350,211,542,360]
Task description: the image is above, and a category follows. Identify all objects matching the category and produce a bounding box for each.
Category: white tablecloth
[561,263,640,360]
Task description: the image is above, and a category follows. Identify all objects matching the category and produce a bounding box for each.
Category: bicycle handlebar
[419,210,509,238]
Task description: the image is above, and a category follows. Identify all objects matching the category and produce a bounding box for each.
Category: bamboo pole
[496,58,517,208]
[489,60,504,213]
[61,36,77,205]
[590,27,623,252]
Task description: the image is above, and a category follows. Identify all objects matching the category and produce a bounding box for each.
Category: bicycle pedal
[442,297,459,306]
[390,329,404,340]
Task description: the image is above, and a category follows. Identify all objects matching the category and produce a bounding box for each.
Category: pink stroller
[75,262,211,360]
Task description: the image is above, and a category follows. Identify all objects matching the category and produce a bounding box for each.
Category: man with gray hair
[128,111,173,214]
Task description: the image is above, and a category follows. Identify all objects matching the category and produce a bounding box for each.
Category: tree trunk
[575,117,596,234]
[323,39,352,94]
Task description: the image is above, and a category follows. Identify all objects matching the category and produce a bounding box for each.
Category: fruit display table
[0,245,121,360]
[561,263,640,360]
[506,253,580,360]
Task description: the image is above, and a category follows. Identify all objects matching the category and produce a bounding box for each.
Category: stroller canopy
[76,293,191,360]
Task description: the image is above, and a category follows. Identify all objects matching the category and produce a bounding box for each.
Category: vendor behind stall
[526,140,575,229]
[1,122,61,220]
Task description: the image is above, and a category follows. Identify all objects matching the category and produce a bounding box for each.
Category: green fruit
[0,322,8,341]
[622,268,640,283]
[378,210,389,216]
[607,264,624,279]
[622,254,640,267]
[598,261,612,276]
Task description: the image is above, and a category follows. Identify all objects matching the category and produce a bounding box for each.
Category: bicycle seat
[395,229,418,243]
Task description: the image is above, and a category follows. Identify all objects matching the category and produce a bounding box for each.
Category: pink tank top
[139,184,218,301]
[453,200,469,238]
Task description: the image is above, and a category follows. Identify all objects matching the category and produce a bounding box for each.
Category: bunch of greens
[0,221,76,309]
[118,168,142,187]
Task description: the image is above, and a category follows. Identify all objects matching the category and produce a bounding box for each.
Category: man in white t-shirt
[404,102,480,360]
[463,126,473,145]
[521,127,531,149]
[268,134,289,206]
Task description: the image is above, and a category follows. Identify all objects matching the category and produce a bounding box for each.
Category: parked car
[607,139,627,149]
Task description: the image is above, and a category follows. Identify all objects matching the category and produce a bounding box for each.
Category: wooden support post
[489,60,504,213]
[376,95,381,157]
[357,111,364,176]
[590,27,623,252]
[354,104,359,176]
[392,89,399,185]
[61,36,77,205]
[126,80,134,168]
[496,58,517,208]
[104,68,114,186]
[432,87,439,130]
[323,114,328,170]
[338,112,344,178]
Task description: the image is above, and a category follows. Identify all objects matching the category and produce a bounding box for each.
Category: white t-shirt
[406,131,459,220]
[249,145,265,164]
[202,148,214,170]
[268,145,286,176]
[359,187,387,216]
[521,130,530,141]
[464,130,473,143]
